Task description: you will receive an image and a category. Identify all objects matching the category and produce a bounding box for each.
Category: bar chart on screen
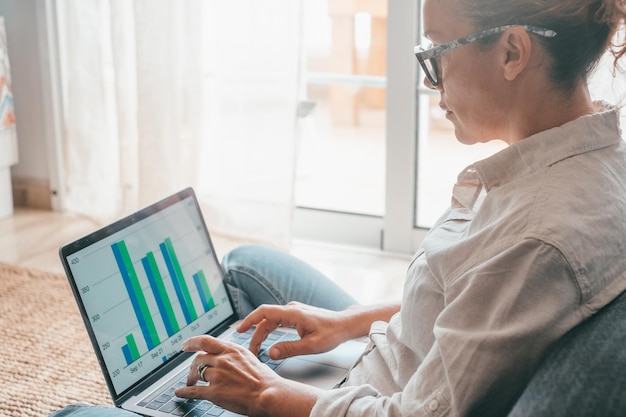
[67,197,234,391]
[111,237,218,365]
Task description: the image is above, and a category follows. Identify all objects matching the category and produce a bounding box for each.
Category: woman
[52,0,626,416]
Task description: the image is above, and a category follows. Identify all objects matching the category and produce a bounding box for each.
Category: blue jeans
[48,245,357,417]
[222,244,358,317]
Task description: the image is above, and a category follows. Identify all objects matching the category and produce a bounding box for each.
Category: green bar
[164,237,198,321]
[126,334,140,361]
[146,252,180,333]
[197,270,215,310]
[118,240,161,347]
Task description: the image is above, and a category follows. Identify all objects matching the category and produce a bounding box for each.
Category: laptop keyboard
[139,328,299,416]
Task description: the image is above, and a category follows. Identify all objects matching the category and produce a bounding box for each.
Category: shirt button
[428,399,439,411]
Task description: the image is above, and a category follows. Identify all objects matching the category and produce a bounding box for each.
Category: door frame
[294,0,427,254]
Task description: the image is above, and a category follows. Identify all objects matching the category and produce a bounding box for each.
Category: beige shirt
[311,105,626,417]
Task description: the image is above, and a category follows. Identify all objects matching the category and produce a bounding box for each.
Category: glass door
[294,1,387,247]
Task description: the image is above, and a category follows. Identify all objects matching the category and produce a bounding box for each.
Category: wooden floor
[0,208,410,304]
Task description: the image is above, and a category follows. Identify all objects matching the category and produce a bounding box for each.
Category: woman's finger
[182,335,226,354]
[243,319,277,355]
[236,304,293,332]
[175,383,208,400]
[185,352,212,386]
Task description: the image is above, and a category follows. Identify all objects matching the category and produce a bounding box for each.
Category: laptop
[59,187,365,417]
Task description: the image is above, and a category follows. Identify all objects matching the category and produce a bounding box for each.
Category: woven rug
[0,263,112,417]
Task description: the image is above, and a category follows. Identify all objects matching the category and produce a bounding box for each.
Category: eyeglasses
[414,25,557,87]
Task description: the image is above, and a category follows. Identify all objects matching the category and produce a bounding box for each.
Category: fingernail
[270,346,280,359]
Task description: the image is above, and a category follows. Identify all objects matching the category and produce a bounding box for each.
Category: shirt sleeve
[311,238,583,417]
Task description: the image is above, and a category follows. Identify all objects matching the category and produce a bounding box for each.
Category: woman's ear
[499,27,533,81]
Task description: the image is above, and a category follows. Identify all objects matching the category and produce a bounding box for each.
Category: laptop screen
[60,188,236,396]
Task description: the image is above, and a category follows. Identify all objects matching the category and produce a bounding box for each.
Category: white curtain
[56,0,303,247]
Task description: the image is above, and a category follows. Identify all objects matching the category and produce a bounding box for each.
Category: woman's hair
[459,0,626,92]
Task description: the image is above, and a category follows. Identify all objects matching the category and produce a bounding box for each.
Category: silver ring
[197,363,209,382]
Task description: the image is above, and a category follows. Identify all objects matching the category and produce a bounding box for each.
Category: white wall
[0,0,50,181]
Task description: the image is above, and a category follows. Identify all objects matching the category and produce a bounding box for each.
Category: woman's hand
[175,335,320,417]
[236,301,403,360]
[236,301,359,360]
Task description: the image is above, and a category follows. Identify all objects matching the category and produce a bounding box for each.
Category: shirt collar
[471,103,622,193]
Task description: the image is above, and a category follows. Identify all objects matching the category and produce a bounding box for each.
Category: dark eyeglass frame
[414,25,557,87]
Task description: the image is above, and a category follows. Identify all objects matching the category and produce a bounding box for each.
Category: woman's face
[422,0,511,144]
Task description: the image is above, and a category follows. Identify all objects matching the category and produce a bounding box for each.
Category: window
[295,1,505,253]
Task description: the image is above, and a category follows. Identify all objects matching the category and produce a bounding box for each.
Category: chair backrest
[507,289,626,417]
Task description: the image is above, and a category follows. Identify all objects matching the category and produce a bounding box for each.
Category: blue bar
[193,273,211,312]
[142,256,176,337]
[112,242,155,349]
[160,242,193,324]
[122,344,133,366]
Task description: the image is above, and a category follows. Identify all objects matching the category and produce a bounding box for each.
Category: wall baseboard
[11,176,52,210]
